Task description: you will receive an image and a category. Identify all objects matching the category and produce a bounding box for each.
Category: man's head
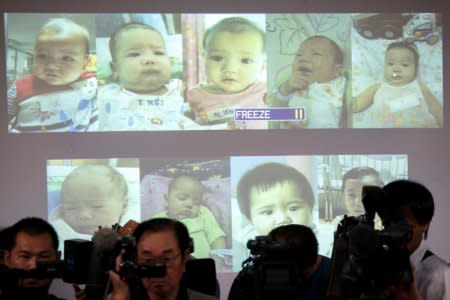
[165,175,204,219]
[292,35,343,85]
[268,224,318,280]
[60,164,129,235]
[3,217,60,289]
[109,22,172,94]
[237,162,314,235]
[33,18,90,86]
[342,167,384,216]
[133,218,192,298]
[382,180,434,253]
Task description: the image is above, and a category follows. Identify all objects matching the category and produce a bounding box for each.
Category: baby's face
[165,177,203,220]
[249,181,312,235]
[33,37,88,86]
[292,37,341,85]
[384,47,416,86]
[204,31,265,94]
[343,175,381,216]
[62,174,126,235]
[111,28,171,94]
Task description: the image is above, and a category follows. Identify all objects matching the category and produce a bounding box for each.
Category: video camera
[0,222,165,299]
[109,234,165,283]
[327,186,414,300]
[232,236,307,300]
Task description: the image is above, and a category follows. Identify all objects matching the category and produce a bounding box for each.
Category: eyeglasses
[139,253,182,268]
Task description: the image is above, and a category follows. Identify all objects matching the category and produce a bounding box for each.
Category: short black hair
[168,174,204,194]
[133,218,192,257]
[342,166,384,191]
[237,162,314,220]
[382,179,434,225]
[269,224,318,269]
[5,217,59,252]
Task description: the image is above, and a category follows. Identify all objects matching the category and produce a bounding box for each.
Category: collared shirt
[410,240,450,300]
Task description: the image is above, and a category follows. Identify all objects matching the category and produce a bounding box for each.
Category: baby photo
[183,14,268,129]
[47,159,140,256]
[96,13,199,131]
[314,154,408,256]
[266,14,352,129]
[230,156,319,271]
[6,13,98,133]
[351,13,443,128]
[140,158,231,272]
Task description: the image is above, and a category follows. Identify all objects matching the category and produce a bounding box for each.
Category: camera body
[233,236,304,300]
[113,235,165,283]
[0,228,165,300]
[328,186,414,299]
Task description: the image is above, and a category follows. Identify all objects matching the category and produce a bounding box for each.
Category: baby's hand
[283,70,310,94]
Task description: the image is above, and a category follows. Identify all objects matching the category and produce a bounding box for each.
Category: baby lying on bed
[152,174,227,271]
[50,164,129,254]
[353,40,442,128]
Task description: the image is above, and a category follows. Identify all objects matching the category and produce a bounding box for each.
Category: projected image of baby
[98,22,197,131]
[271,35,346,128]
[7,18,97,133]
[340,166,384,218]
[50,165,128,251]
[237,162,314,236]
[152,175,227,270]
[321,166,385,257]
[353,40,443,127]
[186,17,267,129]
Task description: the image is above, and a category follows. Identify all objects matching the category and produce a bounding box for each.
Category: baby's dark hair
[341,166,384,191]
[386,40,419,75]
[303,35,344,65]
[109,22,163,61]
[202,17,265,52]
[237,162,314,220]
[61,164,128,199]
[168,174,204,193]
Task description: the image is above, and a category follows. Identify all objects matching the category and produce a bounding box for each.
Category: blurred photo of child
[270,35,346,128]
[49,164,129,253]
[152,174,227,270]
[186,17,267,129]
[98,21,198,131]
[236,162,315,235]
[8,17,97,133]
[353,40,442,128]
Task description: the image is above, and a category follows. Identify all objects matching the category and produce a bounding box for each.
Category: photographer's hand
[72,284,86,300]
[108,250,130,300]
[388,264,423,300]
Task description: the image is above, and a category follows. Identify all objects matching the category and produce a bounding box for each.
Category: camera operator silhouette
[228,224,331,300]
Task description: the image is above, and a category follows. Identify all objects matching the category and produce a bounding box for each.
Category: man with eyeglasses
[109,218,216,300]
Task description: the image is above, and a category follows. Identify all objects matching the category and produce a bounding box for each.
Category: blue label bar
[234,108,306,121]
